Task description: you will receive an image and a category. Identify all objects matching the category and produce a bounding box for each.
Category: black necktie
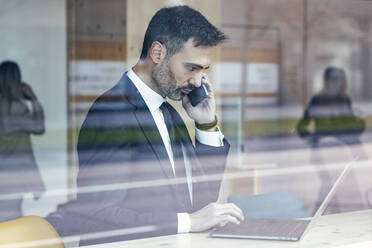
[159,102,192,211]
[159,102,177,149]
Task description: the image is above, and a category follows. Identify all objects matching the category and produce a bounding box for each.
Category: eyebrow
[184,63,210,70]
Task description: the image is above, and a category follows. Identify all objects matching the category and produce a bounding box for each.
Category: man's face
[152,39,212,101]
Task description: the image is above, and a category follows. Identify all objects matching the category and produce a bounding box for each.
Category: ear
[149,41,167,64]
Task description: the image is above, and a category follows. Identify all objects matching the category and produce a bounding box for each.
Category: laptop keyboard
[212,218,311,240]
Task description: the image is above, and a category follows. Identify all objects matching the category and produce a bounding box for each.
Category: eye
[188,66,197,72]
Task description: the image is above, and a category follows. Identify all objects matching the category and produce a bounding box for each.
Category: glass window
[0,0,371,247]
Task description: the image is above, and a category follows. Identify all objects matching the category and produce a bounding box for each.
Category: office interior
[0,0,371,246]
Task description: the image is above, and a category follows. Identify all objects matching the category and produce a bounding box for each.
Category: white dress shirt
[127,69,224,233]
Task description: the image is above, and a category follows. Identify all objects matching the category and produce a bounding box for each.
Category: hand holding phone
[188,82,209,107]
[182,76,216,125]
[22,82,37,100]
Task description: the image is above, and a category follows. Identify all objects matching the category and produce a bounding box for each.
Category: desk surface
[82,210,372,248]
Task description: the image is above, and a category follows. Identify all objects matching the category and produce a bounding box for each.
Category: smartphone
[188,83,209,107]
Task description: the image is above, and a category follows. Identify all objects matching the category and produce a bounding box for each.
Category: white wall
[0,0,68,215]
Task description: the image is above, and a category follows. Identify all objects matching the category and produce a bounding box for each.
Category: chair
[228,190,310,219]
[0,216,65,248]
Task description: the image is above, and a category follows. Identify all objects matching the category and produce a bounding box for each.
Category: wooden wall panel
[72,40,126,61]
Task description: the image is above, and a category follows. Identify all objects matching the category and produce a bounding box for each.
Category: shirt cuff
[195,126,224,147]
[177,213,191,233]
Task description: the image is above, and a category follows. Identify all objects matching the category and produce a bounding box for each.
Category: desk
[81,210,372,248]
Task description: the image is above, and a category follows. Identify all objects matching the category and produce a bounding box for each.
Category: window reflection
[0,0,371,247]
[0,61,46,221]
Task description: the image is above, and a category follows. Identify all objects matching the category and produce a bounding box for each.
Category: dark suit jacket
[48,72,230,246]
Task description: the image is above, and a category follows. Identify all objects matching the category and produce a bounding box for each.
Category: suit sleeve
[191,137,230,211]
[52,105,178,246]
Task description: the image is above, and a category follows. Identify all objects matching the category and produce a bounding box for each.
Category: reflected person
[48,6,243,246]
[296,66,366,212]
[0,61,45,221]
[297,67,365,146]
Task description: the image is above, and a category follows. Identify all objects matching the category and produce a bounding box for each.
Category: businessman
[49,5,243,246]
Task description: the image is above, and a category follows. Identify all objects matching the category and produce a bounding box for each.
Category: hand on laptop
[189,202,244,232]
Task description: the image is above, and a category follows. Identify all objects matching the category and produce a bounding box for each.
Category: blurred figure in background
[0,61,45,221]
[297,66,367,213]
[297,67,366,146]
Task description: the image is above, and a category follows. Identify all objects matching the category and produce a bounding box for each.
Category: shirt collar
[127,69,165,112]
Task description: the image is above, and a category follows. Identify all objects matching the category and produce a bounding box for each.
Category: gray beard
[152,61,182,101]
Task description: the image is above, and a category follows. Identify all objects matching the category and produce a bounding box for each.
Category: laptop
[211,158,357,241]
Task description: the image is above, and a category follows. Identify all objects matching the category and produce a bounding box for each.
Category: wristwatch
[195,116,218,131]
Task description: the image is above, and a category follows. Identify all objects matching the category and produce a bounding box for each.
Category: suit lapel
[121,74,175,182]
[122,73,194,212]
[133,107,175,181]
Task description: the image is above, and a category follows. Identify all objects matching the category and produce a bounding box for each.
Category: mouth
[181,89,192,94]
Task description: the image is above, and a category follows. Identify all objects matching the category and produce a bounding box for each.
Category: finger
[216,203,243,214]
[182,94,193,109]
[227,203,244,216]
[215,206,243,219]
[219,214,240,226]
[218,203,244,216]
[216,208,245,222]
[201,75,214,94]
[216,205,244,221]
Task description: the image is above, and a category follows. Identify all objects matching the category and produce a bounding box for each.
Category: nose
[188,74,203,88]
